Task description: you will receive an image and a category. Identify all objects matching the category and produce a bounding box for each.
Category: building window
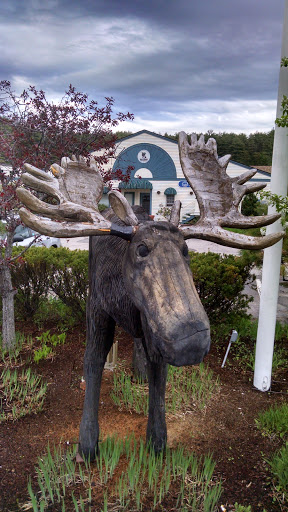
[166,194,175,207]
[124,192,135,205]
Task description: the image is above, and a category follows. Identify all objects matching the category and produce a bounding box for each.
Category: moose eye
[182,244,189,257]
[137,244,149,257]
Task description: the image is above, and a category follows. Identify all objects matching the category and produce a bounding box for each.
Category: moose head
[17,133,283,459]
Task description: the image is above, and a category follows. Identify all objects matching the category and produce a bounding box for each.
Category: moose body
[79,208,210,459]
[17,133,283,460]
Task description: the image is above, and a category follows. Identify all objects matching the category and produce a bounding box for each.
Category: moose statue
[17,133,282,460]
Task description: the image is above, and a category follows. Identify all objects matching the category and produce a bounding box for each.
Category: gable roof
[117,129,178,144]
[251,165,272,175]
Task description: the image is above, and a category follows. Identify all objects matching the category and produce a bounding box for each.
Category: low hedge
[11,247,88,322]
[11,247,253,327]
[190,252,253,323]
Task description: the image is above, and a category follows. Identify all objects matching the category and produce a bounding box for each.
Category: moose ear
[108,190,139,226]
[169,200,182,226]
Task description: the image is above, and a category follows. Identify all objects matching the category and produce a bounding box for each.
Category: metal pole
[254,0,288,391]
[221,330,238,368]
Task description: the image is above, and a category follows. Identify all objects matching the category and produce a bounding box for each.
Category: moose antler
[17,156,138,238]
[178,133,284,249]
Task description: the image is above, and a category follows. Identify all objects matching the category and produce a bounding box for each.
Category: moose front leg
[79,307,115,461]
[146,359,168,453]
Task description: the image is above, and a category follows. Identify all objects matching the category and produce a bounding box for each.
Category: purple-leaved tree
[0,81,133,349]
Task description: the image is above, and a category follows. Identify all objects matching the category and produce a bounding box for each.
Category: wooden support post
[104,341,119,370]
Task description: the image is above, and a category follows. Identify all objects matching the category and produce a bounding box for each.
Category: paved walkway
[61,237,89,250]
[244,268,288,323]
[186,238,240,256]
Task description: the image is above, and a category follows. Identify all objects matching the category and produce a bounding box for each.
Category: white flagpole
[254,0,288,391]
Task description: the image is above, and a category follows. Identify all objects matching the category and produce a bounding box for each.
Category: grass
[1,329,67,366]
[233,504,267,512]
[0,333,50,423]
[267,442,288,506]
[0,367,47,422]
[0,331,33,366]
[166,363,218,412]
[24,435,222,512]
[212,315,288,374]
[233,339,288,374]
[111,362,219,416]
[226,227,262,237]
[256,403,288,440]
[256,403,288,508]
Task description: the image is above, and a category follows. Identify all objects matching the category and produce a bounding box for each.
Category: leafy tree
[260,191,288,216]
[202,131,274,166]
[0,81,133,349]
[115,130,133,139]
[241,193,260,216]
[275,57,288,129]
[119,129,275,167]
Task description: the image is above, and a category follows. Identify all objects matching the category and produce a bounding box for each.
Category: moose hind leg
[146,359,168,453]
[79,308,115,461]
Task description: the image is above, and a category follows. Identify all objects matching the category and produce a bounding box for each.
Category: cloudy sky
[0,0,285,134]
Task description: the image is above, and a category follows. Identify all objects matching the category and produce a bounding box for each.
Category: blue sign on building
[178,180,189,187]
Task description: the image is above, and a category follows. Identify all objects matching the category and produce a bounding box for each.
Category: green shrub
[11,247,88,322]
[10,246,257,332]
[34,330,66,363]
[282,229,288,262]
[11,247,52,319]
[241,193,260,216]
[46,248,88,321]
[190,252,253,323]
[98,203,108,212]
[240,247,263,268]
[33,297,77,329]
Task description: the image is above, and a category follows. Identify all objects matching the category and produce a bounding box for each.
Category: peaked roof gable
[117,130,178,144]
[251,165,272,176]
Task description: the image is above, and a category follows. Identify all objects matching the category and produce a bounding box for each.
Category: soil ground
[0,322,287,512]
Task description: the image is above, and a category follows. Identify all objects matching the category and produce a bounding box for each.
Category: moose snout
[161,322,211,367]
[141,312,211,367]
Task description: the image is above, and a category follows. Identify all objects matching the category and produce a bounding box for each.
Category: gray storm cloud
[0,0,285,133]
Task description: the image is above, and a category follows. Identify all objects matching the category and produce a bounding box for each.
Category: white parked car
[12,225,61,248]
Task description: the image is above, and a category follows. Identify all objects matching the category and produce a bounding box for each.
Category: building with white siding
[95,130,271,221]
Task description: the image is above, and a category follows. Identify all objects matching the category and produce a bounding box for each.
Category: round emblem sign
[178,180,189,187]
[137,150,150,163]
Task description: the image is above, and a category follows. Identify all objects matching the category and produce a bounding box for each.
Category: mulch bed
[0,322,287,511]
